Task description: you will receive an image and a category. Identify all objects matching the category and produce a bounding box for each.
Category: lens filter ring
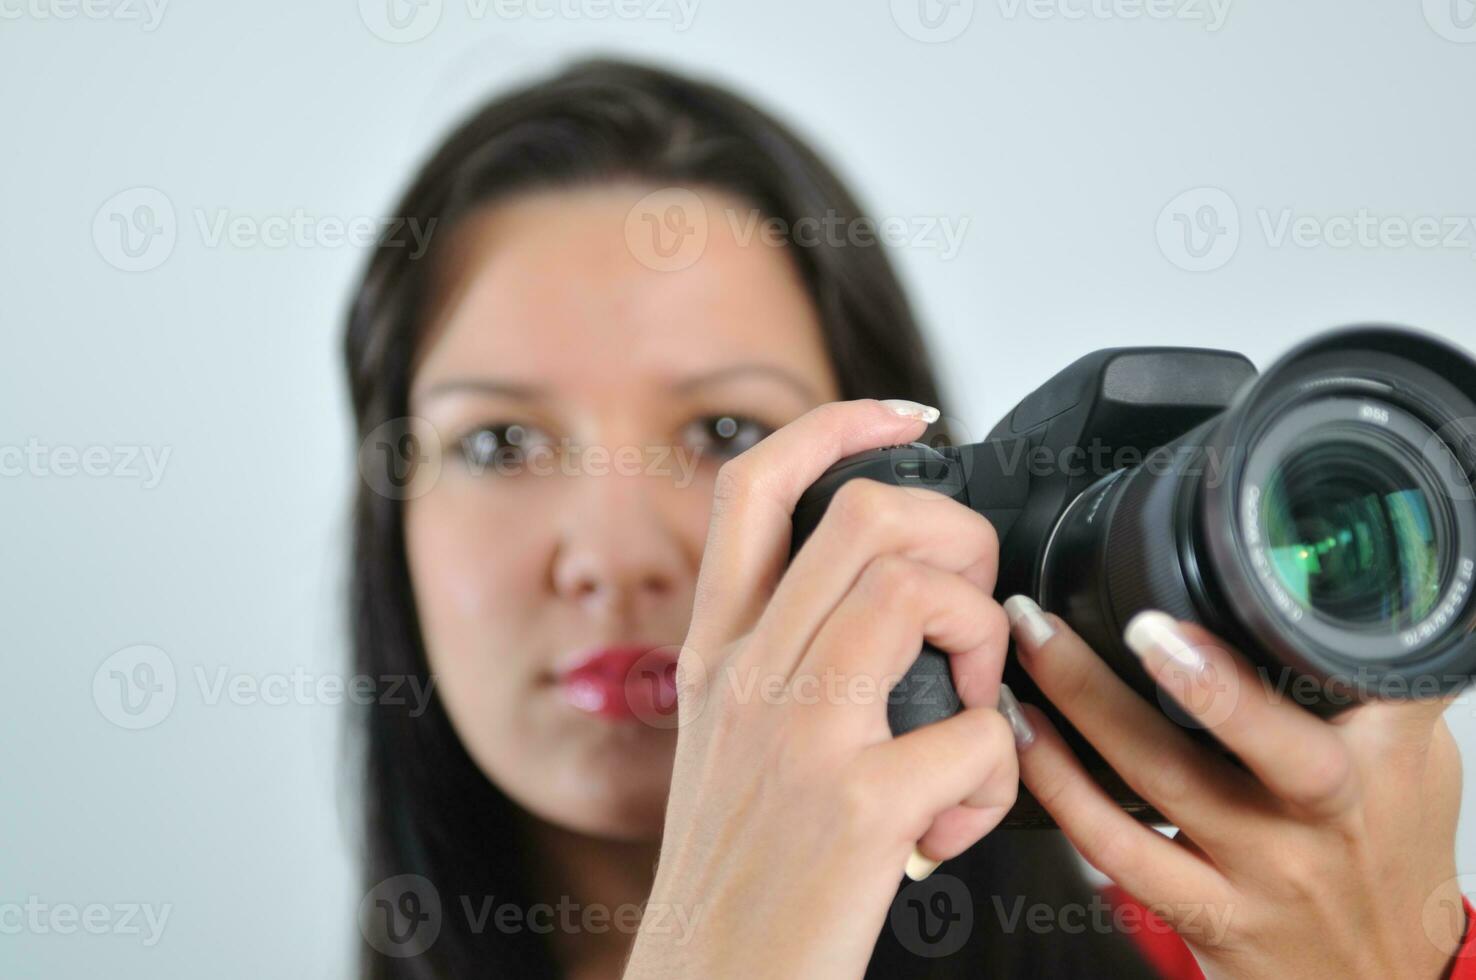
[1209,393,1476,693]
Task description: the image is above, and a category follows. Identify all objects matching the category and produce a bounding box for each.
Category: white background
[4,1,1476,975]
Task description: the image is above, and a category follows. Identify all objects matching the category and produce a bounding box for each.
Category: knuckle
[1046,644,1095,707]
[811,399,860,429]
[1265,845,1320,900]
[860,554,925,611]
[1139,756,1196,809]
[970,512,1000,559]
[711,456,755,509]
[970,712,1020,803]
[1026,759,1072,813]
[1083,821,1140,875]
[975,707,1014,754]
[988,774,1020,811]
[1296,742,1357,812]
[828,478,892,538]
[982,599,1010,644]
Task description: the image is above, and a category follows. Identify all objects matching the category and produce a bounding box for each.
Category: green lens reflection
[1263,441,1444,630]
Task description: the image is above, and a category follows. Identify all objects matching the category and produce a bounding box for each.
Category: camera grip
[885,644,963,735]
[789,442,967,738]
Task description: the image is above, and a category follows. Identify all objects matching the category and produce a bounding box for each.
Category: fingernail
[1004,595,1056,650]
[904,845,943,881]
[880,399,941,424]
[996,684,1035,749]
[1124,610,1206,677]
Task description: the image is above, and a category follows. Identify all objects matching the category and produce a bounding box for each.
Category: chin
[563,747,674,841]
[504,737,675,842]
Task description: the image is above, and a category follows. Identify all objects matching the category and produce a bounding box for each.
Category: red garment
[1103,885,1476,979]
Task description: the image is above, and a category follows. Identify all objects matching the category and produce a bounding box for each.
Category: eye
[682,414,773,462]
[457,422,555,473]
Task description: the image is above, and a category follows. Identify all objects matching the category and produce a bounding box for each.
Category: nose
[550,471,691,620]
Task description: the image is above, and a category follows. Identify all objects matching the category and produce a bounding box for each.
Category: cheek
[405,483,551,674]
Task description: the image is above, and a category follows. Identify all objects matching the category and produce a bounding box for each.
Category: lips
[556,645,678,722]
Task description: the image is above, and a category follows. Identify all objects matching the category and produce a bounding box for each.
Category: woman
[344,58,1472,978]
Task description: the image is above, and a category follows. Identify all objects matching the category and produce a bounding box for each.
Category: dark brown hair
[343,56,1154,979]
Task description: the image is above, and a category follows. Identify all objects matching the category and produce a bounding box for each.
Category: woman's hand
[1003,595,1464,980]
[623,399,1024,980]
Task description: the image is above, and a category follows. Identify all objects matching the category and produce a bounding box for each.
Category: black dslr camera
[790,325,1476,826]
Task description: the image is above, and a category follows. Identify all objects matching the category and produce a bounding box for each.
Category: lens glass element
[1262,436,1446,630]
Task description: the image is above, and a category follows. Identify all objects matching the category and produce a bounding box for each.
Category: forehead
[413,183,837,396]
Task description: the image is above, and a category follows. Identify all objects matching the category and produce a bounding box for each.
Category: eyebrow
[416,363,820,403]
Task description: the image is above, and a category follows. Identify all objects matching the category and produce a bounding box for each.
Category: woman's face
[406,184,841,841]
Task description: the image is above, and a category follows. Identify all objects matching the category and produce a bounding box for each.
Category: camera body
[790,325,1476,826]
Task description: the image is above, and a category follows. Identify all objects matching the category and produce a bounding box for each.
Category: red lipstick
[556,646,678,723]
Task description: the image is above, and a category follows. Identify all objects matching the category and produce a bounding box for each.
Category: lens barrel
[1039,327,1476,707]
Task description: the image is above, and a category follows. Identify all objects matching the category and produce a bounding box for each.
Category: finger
[689,399,935,644]
[1124,612,1358,819]
[911,687,1036,864]
[913,802,1012,868]
[747,477,999,679]
[1015,704,1233,913]
[860,705,1018,835]
[793,556,1008,725]
[1005,596,1263,842]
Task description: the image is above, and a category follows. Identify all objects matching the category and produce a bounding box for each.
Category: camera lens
[1036,330,1476,706]
[1260,434,1448,633]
